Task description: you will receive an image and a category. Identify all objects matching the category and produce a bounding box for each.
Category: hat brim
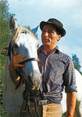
[40,21,66,37]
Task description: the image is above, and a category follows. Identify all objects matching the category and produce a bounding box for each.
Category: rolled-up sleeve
[63,58,77,93]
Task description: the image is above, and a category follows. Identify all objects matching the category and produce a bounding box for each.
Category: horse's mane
[12,26,35,44]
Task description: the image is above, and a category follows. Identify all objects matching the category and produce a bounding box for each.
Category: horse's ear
[32,25,39,38]
[9,16,18,31]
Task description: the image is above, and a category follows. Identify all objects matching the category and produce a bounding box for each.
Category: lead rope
[20,90,41,117]
[34,96,41,117]
[27,92,34,117]
[27,93,41,117]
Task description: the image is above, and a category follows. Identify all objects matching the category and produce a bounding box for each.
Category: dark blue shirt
[38,46,77,104]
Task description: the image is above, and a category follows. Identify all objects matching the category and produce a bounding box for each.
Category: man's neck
[43,45,56,55]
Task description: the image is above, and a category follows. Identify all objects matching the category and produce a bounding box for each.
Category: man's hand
[9,54,27,69]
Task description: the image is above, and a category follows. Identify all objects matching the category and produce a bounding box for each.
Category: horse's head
[9,27,42,91]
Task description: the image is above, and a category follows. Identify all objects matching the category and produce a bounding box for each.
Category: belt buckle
[39,100,48,105]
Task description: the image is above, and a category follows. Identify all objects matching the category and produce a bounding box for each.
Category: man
[10,18,77,117]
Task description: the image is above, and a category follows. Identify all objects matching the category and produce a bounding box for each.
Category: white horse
[61,69,82,117]
[3,25,41,117]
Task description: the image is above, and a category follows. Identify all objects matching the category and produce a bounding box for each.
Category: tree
[0,0,10,47]
[0,1,11,116]
[0,0,11,69]
[72,54,81,72]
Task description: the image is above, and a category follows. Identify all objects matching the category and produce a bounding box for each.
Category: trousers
[42,103,62,117]
[20,101,62,117]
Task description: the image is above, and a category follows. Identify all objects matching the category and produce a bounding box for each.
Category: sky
[7,0,82,70]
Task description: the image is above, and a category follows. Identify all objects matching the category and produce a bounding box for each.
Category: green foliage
[0,68,7,117]
[0,0,9,18]
[0,0,10,68]
[80,72,82,75]
[0,0,11,116]
[62,112,66,117]
[72,54,81,72]
[0,0,10,47]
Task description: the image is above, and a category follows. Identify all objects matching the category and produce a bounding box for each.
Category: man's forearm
[66,92,76,117]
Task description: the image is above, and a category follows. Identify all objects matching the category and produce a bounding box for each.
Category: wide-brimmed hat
[40,18,66,37]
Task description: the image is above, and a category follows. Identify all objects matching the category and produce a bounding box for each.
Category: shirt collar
[39,45,59,56]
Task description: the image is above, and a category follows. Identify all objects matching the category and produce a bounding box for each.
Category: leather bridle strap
[19,57,39,64]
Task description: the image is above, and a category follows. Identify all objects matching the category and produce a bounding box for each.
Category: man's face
[41,24,61,49]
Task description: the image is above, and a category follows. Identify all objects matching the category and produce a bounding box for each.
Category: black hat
[40,18,66,37]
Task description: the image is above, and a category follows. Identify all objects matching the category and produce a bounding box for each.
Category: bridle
[18,56,43,69]
[18,57,40,64]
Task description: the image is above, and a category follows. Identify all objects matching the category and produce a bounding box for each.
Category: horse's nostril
[28,73,33,79]
[27,72,41,91]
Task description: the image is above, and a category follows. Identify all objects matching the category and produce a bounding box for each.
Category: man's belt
[39,99,48,105]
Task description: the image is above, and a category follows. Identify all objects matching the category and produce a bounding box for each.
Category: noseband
[19,57,39,64]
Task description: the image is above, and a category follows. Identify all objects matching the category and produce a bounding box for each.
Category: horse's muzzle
[28,71,42,91]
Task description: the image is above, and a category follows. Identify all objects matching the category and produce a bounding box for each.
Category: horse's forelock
[12,26,37,45]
